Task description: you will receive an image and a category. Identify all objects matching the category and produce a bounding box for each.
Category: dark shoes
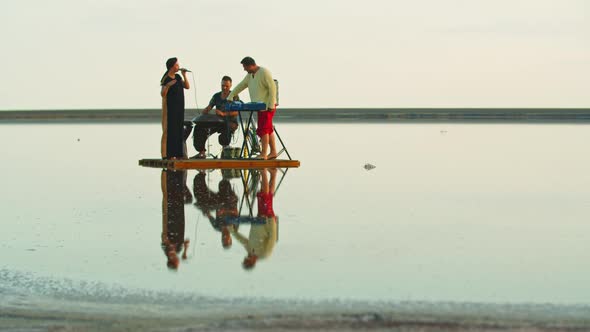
[190,153,206,159]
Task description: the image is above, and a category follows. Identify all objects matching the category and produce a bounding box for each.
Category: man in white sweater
[226,57,278,160]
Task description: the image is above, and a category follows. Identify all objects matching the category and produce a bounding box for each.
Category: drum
[221,147,242,159]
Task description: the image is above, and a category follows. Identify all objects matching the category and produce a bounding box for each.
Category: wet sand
[2,270,589,332]
[3,298,589,331]
[3,298,590,331]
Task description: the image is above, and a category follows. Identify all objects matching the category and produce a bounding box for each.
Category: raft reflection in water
[161,167,286,271]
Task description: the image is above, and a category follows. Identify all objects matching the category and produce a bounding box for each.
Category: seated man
[191,76,239,159]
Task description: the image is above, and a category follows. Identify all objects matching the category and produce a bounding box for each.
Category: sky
[0,0,589,109]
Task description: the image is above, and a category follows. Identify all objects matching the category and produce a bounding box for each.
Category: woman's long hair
[160,57,178,85]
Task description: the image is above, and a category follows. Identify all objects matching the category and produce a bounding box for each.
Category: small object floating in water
[364,163,376,171]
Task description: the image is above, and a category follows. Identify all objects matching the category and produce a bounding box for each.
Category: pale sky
[1,0,588,109]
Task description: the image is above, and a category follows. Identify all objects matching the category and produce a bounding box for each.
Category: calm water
[1,122,590,315]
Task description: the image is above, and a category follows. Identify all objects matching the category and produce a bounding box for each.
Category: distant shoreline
[1,108,589,123]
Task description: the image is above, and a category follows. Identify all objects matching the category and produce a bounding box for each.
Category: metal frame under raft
[139,158,300,170]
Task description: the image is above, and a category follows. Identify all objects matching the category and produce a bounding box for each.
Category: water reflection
[230,168,278,270]
[161,167,287,271]
[192,170,238,249]
[160,169,192,270]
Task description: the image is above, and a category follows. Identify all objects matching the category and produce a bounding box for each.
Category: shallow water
[1,122,590,328]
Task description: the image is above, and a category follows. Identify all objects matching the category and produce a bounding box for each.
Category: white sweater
[227,67,277,109]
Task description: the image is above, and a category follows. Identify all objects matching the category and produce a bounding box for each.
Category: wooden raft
[139,158,300,170]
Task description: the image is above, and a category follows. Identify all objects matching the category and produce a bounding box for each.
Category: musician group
[160,56,278,161]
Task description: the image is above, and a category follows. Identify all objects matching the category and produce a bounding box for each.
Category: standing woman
[161,57,190,159]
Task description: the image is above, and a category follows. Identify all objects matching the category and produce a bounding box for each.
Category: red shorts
[257,192,275,217]
[256,108,276,137]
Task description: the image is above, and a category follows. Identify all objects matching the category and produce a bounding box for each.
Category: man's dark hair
[240,56,256,66]
[221,75,232,83]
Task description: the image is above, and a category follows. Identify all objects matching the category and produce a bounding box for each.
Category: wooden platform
[139,158,300,170]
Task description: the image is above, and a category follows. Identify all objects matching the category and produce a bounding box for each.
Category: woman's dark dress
[161,74,185,158]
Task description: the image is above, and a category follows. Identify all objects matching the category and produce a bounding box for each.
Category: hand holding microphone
[180,68,192,73]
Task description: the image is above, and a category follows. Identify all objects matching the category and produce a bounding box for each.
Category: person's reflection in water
[161,169,192,270]
[193,171,239,249]
[231,168,278,270]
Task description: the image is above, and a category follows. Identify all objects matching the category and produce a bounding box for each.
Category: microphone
[180,68,192,73]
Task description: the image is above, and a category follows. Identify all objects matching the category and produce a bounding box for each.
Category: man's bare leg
[260,134,269,159]
[268,132,278,159]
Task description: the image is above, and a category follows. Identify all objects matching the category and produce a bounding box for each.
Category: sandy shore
[3,297,589,331]
[1,269,589,332]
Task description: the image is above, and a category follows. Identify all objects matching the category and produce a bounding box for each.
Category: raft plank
[139,158,300,169]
